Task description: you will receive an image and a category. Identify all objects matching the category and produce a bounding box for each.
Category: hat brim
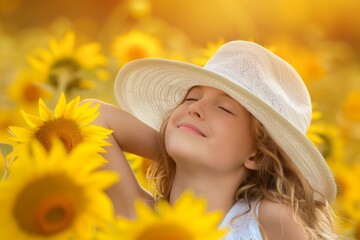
[114,58,336,203]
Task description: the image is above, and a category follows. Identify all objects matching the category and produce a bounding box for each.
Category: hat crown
[204,41,312,134]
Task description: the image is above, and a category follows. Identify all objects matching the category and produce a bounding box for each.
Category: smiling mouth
[178,123,206,137]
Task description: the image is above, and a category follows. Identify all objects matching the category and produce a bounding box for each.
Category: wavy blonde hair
[147,111,338,240]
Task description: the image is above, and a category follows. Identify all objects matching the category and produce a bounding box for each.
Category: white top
[219,200,262,240]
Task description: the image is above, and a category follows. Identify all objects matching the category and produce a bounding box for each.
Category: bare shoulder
[258,199,307,240]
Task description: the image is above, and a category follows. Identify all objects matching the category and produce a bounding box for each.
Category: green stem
[1,151,9,181]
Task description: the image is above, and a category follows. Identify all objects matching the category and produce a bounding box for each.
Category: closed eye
[184,98,198,101]
[218,106,233,114]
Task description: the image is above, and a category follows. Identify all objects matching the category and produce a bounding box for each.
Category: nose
[188,100,205,119]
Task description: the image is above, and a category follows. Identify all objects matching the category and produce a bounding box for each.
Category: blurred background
[0,0,359,238]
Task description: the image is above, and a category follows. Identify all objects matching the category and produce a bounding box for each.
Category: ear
[244,153,261,171]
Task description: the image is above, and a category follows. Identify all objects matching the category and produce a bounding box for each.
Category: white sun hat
[114,40,336,203]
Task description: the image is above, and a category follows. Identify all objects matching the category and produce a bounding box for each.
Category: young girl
[87,41,338,239]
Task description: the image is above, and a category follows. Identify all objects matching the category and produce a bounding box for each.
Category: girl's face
[165,86,255,174]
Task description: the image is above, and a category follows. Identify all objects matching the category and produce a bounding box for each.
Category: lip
[177,122,206,137]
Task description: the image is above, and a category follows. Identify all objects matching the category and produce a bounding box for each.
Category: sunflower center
[127,45,148,61]
[136,224,193,240]
[13,174,83,236]
[35,194,75,234]
[24,83,42,103]
[49,58,81,91]
[317,133,331,159]
[35,118,82,152]
[335,175,348,197]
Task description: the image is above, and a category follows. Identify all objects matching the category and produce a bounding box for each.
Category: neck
[169,165,246,216]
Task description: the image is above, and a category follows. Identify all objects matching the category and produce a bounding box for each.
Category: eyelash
[218,106,233,114]
[185,98,233,114]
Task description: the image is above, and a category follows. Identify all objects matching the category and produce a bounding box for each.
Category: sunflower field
[0,0,359,239]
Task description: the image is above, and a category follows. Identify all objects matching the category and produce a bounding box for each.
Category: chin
[167,140,196,160]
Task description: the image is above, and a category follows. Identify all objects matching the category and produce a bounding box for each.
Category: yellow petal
[73,101,92,120]
[37,49,52,62]
[73,103,99,123]
[82,125,113,135]
[8,127,34,141]
[63,31,75,56]
[76,43,107,68]
[76,112,99,126]
[49,38,61,57]
[55,92,67,118]
[20,110,43,128]
[27,55,47,72]
[85,171,119,190]
[30,140,49,165]
[87,192,114,222]
[64,96,80,119]
[135,200,157,220]
[47,138,68,162]
[38,98,53,121]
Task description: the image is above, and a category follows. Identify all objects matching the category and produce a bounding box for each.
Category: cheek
[164,125,198,162]
[213,123,254,161]
[169,104,186,119]
[164,104,188,145]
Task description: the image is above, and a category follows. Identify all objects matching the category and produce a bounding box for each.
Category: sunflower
[98,191,227,240]
[125,152,151,190]
[0,140,118,239]
[128,0,152,19]
[343,90,360,122]
[27,31,107,93]
[315,124,345,163]
[8,93,112,157]
[306,104,327,146]
[8,71,52,111]
[268,38,327,84]
[191,39,225,66]
[331,162,360,233]
[0,107,23,145]
[112,29,163,66]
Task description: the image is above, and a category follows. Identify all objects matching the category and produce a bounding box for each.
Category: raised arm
[81,99,160,218]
